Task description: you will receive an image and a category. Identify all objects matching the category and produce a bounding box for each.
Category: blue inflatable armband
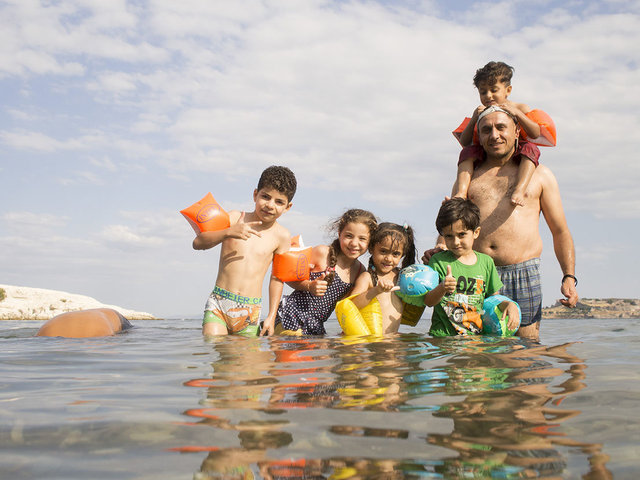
[396,264,440,307]
[482,294,521,336]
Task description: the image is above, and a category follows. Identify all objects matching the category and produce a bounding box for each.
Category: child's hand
[498,101,521,117]
[229,212,262,240]
[377,278,400,293]
[260,316,275,336]
[308,273,328,296]
[443,265,456,294]
[471,105,485,120]
[502,302,520,332]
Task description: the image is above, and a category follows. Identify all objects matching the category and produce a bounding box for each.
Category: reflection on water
[177,335,611,479]
[1,320,627,479]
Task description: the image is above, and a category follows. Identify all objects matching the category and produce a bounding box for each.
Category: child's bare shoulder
[271,222,291,253]
[512,101,532,114]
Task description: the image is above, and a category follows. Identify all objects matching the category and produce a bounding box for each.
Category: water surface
[2,318,638,479]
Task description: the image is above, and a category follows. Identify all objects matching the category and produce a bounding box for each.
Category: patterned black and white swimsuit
[277,270,355,335]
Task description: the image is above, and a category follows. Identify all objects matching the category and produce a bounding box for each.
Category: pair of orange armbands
[452,109,557,147]
[180,193,311,282]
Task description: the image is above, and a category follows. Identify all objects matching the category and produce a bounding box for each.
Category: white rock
[0,284,156,320]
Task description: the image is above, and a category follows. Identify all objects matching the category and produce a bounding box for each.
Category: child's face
[371,235,404,275]
[441,220,480,258]
[252,188,292,223]
[477,81,512,107]
[338,222,371,260]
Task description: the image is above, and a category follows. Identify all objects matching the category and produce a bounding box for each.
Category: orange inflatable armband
[521,109,556,147]
[272,235,312,282]
[180,193,230,234]
[452,117,478,145]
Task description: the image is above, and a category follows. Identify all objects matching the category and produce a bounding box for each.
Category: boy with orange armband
[192,166,296,336]
[452,61,556,207]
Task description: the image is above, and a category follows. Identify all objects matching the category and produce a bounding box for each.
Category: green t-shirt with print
[428,250,503,336]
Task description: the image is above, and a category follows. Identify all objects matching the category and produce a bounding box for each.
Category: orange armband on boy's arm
[180,192,231,234]
[521,109,557,147]
[272,235,312,282]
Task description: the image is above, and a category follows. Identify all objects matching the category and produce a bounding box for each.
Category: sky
[1,0,639,318]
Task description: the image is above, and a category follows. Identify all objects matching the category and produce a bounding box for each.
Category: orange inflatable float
[272,235,312,282]
[36,308,132,338]
[452,109,557,147]
[180,192,230,234]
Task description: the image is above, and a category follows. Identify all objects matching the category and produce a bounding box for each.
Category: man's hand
[422,246,444,264]
[560,276,579,308]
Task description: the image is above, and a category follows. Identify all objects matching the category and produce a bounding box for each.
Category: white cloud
[2,211,69,230]
[1,0,640,314]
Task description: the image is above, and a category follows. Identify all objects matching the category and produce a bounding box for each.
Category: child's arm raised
[351,273,399,309]
[458,106,485,146]
[192,211,262,250]
[500,101,541,140]
[424,265,456,307]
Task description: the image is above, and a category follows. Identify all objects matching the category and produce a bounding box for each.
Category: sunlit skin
[454,79,541,207]
[441,220,480,264]
[424,219,520,331]
[477,113,520,160]
[193,186,292,337]
[286,221,371,297]
[472,110,578,338]
[477,80,512,106]
[351,235,406,334]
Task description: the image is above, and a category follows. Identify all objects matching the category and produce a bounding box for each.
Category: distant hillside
[0,284,156,320]
[543,298,640,319]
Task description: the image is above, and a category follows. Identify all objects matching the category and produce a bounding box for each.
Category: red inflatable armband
[453,109,557,147]
[272,235,312,282]
[180,193,230,234]
[452,117,479,145]
[521,109,557,147]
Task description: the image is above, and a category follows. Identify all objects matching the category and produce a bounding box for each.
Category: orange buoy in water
[36,308,132,338]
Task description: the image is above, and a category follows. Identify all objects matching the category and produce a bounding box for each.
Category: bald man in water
[426,106,579,339]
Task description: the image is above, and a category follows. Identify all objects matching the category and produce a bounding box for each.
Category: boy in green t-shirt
[424,198,520,336]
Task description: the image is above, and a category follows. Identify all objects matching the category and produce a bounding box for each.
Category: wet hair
[367,222,417,286]
[473,61,514,88]
[257,165,297,202]
[325,209,378,284]
[435,197,481,234]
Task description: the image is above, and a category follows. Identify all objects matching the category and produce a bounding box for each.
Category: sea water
[1,318,639,479]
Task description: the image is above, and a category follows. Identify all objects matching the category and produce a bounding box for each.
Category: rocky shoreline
[543,298,640,319]
[0,284,157,320]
